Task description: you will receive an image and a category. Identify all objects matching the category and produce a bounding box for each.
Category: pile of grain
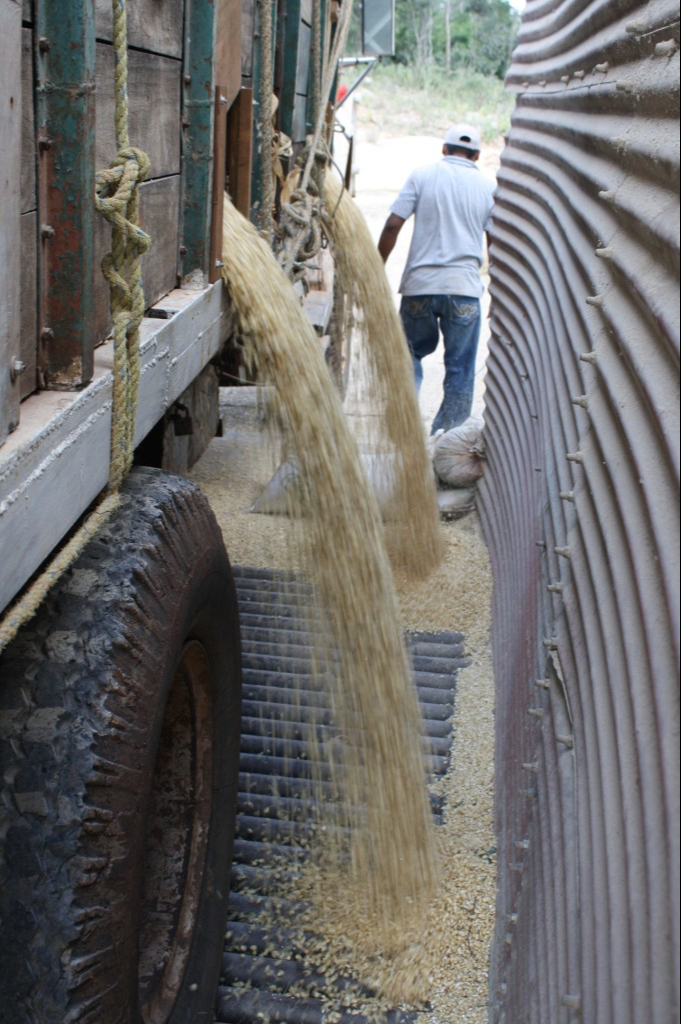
[203,188,496,1018]
[220,194,439,944]
[191,400,496,1018]
[281,521,496,1020]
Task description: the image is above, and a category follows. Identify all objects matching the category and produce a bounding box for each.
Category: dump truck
[0,1,367,1020]
[0,0,678,1022]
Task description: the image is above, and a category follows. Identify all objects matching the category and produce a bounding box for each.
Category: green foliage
[356,62,515,142]
[348,0,520,81]
[463,0,520,77]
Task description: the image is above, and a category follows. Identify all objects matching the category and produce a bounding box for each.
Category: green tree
[464,0,519,77]
[352,0,520,80]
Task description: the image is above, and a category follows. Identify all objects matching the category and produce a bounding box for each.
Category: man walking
[378,124,495,434]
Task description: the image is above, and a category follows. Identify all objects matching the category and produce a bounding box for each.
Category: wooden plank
[20,211,37,399]
[36,0,96,390]
[292,8,313,143]
[292,90,309,143]
[210,87,229,284]
[133,287,233,435]
[241,0,256,81]
[161,364,219,474]
[279,0,303,139]
[20,27,35,213]
[217,0,242,110]
[95,43,181,178]
[179,0,218,280]
[0,283,233,614]
[227,87,253,217]
[137,176,181,306]
[303,289,333,335]
[0,0,22,445]
[93,175,181,344]
[295,22,312,95]
[94,0,184,58]
[17,19,34,403]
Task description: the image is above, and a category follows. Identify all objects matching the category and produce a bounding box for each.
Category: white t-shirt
[390,156,495,298]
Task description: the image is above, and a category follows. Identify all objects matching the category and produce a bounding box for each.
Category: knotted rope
[95,0,151,490]
[256,0,276,241]
[279,151,326,279]
[277,0,354,278]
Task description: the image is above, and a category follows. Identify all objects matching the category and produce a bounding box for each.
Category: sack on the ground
[250,451,398,519]
[357,451,399,518]
[250,457,304,515]
[432,420,485,488]
[436,487,477,519]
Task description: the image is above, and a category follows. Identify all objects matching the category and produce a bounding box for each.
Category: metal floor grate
[215,566,468,1023]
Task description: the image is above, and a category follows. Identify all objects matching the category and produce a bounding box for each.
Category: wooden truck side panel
[1,0,335,619]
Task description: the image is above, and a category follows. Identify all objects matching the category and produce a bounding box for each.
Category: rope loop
[0,0,152,650]
[95,1,152,493]
[95,147,152,306]
[281,190,312,227]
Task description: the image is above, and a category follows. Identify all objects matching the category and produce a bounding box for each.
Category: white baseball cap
[444,123,482,151]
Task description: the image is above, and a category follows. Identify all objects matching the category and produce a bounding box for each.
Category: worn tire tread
[0,468,241,1024]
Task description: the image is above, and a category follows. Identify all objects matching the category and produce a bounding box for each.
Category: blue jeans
[400,294,481,434]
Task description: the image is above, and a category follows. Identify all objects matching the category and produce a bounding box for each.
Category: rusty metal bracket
[170,402,194,437]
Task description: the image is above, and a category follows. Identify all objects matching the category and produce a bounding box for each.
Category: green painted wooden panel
[180,0,217,279]
[251,0,277,225]
[36,0,96,388]
[278,0,304,141]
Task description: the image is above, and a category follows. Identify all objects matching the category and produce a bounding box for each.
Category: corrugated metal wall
[479,0,680,1021]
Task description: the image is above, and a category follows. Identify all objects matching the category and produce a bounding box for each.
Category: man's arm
[378,213,406,263]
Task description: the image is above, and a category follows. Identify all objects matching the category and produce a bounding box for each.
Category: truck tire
[0,468,242,1024]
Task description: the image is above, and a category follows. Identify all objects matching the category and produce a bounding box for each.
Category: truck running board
[215,565,467,1023]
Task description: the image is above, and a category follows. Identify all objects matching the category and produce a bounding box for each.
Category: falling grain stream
[209,184,495,1017]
